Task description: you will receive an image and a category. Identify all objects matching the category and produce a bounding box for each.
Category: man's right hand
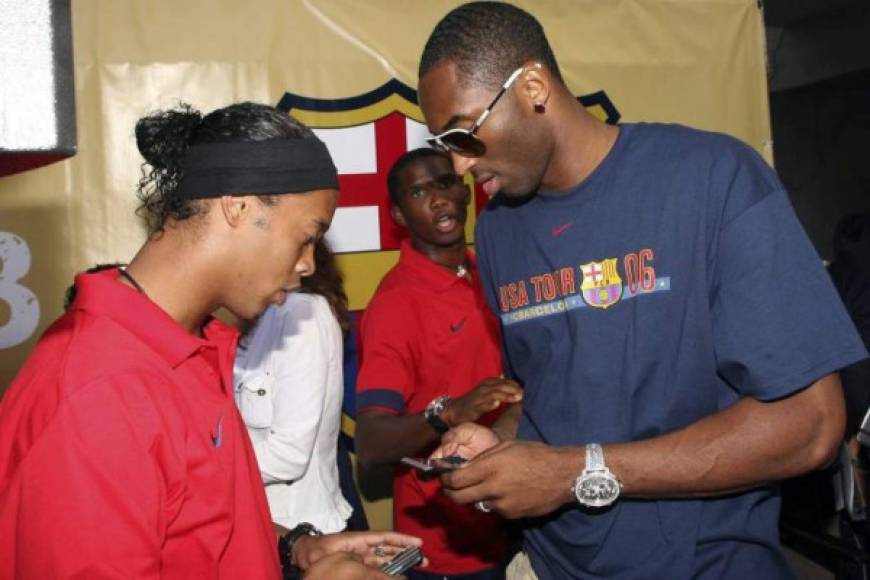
[441,378,522,426]
[430,422,502,461]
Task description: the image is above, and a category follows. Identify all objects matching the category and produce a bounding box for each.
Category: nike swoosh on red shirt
[211,416,223,448]
[551,222,574,237]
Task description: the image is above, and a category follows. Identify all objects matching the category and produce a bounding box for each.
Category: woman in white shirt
[234,240,353,534]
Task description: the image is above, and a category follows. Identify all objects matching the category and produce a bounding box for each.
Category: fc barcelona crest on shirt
[580,259,623,309]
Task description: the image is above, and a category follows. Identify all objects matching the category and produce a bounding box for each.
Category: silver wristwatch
[573,443,621,508]
[424,395,452,434]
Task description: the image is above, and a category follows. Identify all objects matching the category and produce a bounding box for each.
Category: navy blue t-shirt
[474,123,867,580]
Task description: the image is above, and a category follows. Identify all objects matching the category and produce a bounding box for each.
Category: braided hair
[134,102,315,233]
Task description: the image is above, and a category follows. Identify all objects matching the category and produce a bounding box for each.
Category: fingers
[438,441,516,503]
[440,423,476,445]
[360,542,426,570]
[466,383,522,418]
[368,531,423,548]
[433,425,478,457]
[490,382,524,398]
[450,394,513,425]
[476,377,523,398]
[478,390,522,412]
[362,543,403,564]
[474,386,523,403]
[428,444,449,461]
[442,477,494,506]
[342,530,421,554]
[361,545,398,568]
[431,423,501,462]
[299,531,425,577]
[429,441,456,460]
[429,439,472,462]
[358,533,424,570]
[477,376,520,388]
[439,455,491,494]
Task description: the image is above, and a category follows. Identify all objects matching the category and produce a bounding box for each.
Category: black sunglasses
[426,66,525,158]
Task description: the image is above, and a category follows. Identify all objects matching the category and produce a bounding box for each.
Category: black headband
[177,138,339,199]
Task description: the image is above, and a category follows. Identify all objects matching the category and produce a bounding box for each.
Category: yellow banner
[0,0,769,527]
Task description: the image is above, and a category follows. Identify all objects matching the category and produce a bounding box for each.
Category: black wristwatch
[424,395,452,434]
[279,522,322,568]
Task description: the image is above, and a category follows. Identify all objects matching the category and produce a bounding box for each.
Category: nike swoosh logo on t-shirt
[551,222,574,237]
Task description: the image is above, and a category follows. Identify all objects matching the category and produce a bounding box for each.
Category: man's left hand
[439,440,583,519]
[293,530,424,571]
[302,552,393,580]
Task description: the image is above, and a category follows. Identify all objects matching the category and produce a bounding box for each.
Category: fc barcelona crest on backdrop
[580,258,623,309]
[277,81,620,258]
[278,80,433,255]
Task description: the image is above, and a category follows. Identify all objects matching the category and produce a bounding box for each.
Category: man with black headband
[0,102,420,580]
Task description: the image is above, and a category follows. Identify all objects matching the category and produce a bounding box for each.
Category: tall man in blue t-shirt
[416,3,869,579]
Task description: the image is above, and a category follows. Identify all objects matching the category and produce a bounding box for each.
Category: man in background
[356,148,520,579]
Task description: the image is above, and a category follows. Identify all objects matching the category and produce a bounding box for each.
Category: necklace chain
[118,268,147,296]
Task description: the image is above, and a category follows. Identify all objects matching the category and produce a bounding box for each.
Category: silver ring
[373,545,386,557]
[474,500,492,513]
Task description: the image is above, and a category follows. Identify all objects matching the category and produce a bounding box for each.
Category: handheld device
[380,544,423,576]
[400,455,467,475]
[399,457,436,474]
[430,455,468,469]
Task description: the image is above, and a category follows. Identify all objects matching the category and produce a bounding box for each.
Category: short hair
[386,147,450,206]
[134,102,315,233]
[419,1,562,89]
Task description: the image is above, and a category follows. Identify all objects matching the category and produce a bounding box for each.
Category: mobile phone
[380,544,423,576]
[400,456,467,475]
[399,457,436,474]
[429,455,467,470]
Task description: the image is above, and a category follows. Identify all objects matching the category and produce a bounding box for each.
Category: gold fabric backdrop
[0,0,770,528]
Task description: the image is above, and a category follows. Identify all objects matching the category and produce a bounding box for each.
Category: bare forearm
[355,413,441,466]
[439,375,846,519]
[606,374,845,498]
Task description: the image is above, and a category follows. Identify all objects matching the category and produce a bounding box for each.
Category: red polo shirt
[0,269,279,580]
[357,240,507,575]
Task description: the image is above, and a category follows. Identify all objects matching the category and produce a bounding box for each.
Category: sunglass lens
[440,132,486,157]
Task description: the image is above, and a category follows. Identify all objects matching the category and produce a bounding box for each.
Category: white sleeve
[250,295,334,484]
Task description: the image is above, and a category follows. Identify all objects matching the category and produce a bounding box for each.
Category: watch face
[576,473,620,507]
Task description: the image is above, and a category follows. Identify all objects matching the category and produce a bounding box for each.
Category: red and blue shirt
[356,240,507,575]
